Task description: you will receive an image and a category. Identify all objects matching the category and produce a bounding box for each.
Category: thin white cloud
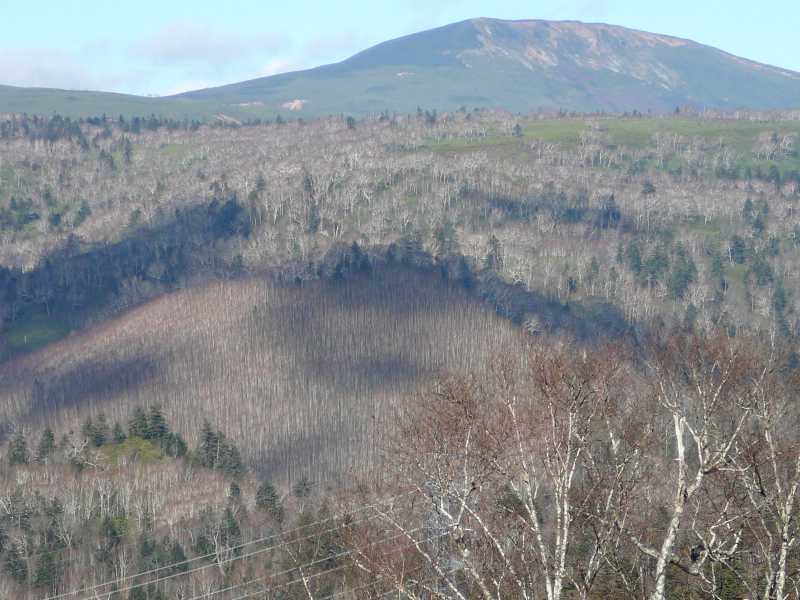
[161,79,215,95]
[0,48,96,89]
[258,58,303,77]
[302,32,364,61]
[133,22,286,69]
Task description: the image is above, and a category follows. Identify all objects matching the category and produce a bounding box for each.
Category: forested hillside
[2,108,800,597]
[1,108,799,345]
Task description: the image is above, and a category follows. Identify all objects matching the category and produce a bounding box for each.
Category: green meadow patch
[102,437,163,465]
[4,313,70,353]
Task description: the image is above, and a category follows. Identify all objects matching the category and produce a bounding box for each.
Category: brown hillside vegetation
[0,267,521,482]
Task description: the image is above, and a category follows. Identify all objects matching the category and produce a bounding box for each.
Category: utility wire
[52,490,418,600]
[218,529,451,600]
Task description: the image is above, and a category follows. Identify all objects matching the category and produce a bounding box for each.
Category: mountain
[179,18,800,115]
[0,84,227,120]
[2,18,800,119]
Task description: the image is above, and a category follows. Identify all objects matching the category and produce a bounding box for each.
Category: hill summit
[180,18,800,114]
[1,18,798,118]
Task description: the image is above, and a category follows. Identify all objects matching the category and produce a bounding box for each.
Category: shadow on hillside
[27,353,162,419]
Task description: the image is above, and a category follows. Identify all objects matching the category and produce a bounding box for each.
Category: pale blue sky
[2,0,798,96]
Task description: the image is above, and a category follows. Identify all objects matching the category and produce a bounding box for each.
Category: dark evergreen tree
[293,476,313,499]
[36,427,56,464]
[750,254,774,286]
[192,508,216,556]
[484,235,504,272]
[229,482,241,500]
[128,407,149,439]
[768,235,781,257]
[33,549,58,589]
[255,174,267,193]
[306,201,320,234]
[255,481,284,522]
[4,542,27,583]
[73,200,91,226]
[148,405,168,440]
[81,417,95,442]
[197,421,219,468]
[220,507,242,553]
[161,432,187,458]
[730,235,749,264]
[455,256,475,290]
[129,586,147,600]
[169,540,188,573]
[350,242,371,273]
[433,220,458,258]
[742,197,755,222]
[625,242,643,274]
[112,422,127,443]
[8,429,29,466]
[774,278,789,316]
[668,246,697,299]
[93,413,109,447]
[218,439,244,476]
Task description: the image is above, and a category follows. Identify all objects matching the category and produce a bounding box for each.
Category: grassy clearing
[102,437,163,465]
[523,120,586,145]
[424,135,514,153]
[515,117,800,153]
[682,217,723,237]
[599,118,800,149]
[4,313,70,353]
[158,143,191,158]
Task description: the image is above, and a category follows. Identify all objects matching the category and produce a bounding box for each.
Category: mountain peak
[1,18,797,119]
[180,17,800,115]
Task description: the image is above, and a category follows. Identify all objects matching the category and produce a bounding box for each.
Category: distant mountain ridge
[3,18,800,118]
[178,18,800,115]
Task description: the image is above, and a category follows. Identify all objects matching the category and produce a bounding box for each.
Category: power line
[320,567,455,600]
[218,530,451,600]
[318,565,426,600]
[50,489,417,600]
[179,527,427,600]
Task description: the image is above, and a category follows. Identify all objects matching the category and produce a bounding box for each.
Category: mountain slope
[1,18,799,118]
[180,18,800,114]
[0,84,262,120]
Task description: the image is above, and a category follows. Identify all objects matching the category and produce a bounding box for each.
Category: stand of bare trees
[350,329,800,599]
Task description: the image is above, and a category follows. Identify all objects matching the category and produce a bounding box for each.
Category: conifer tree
[229,482,241,500]
[293,476,313,499]
[484,234,504,272]
[112,422,127,443]
[255,481,284,522]
[218,439,244,475]
[81,417,95,442]
[433,219,459,259]
[36,427,56,464]
[8,429,29,466]
[128,407,149,439]
[148,405,168,440]
[33,549,57,588]
[162,432,187,458]
[220,507,242,552]
[169,540,188,573]
[93,413,109,447]
[4,541,27,583]
[198,421,219,468]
